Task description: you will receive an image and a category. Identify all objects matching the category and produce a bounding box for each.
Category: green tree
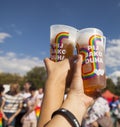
[23,66,47,88]
[104,77,120,96]
[117,77,120,86]
[0,72,23,85]
[115,77,120,96]
[104,78,116,93]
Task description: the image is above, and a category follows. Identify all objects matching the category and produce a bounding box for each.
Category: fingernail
[74,56,81,63]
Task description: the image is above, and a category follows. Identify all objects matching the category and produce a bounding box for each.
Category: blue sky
[0,0,120,83]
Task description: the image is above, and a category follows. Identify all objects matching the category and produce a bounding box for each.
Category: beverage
[50,24,77,62]
[76,28,106,96]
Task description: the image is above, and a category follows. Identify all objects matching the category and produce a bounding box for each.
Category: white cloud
[105,39,120,67]
[0,52,44,76]
[105,38,120,84]
[0,33,11,43]
[6,52,16,58]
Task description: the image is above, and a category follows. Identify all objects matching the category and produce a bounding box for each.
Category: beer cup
[76,28,106,96]
[50,24,77,62]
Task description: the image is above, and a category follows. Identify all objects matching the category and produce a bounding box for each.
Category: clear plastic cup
[50,24,77,62]
[76,28,106,96]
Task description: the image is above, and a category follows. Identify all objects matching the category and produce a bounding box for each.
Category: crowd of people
[0,81,44,127]
[109,97,120,127]
[0,55,120,127]
[0,83,120,127]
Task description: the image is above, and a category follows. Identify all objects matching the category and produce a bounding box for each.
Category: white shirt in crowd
[84,97,110,126]
[3,93,23,113]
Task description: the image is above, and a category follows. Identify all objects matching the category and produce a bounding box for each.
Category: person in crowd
[112,96,120,127]
[1,83,23,127]
[22,81,32,99]
[82,91,112,127]
[37,87,44,106]
[37,55,93,127]
[21,85,40,127]
[115,97,120,107]
[0,84,5,106]
[109,96,118,112]
[21,81,33,113]
[36,87,44,120]
[15,81,33,127]
[109,96,118,127]
[0,85,5,127]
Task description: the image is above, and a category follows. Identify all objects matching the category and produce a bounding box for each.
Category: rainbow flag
[0,112,2,127]
[35,106,41,120]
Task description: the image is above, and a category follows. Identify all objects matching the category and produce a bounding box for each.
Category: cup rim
[78,27,103,36]
[50,24,77,31]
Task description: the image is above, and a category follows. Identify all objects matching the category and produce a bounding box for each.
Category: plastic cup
[50,24,77,62]
[76,28,106,96]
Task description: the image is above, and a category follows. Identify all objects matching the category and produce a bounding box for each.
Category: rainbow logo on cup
[89,35,101,71]
[55,32,69,45]
[55,32,69,61]
[81,35,103,79]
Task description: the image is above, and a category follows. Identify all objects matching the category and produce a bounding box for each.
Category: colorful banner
[0,112,2,127]
[35,106,41,120]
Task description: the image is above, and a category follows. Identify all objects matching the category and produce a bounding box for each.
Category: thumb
[70,55,84,93]
[74,55,83,77]
[44,58,51,68]
[44,58,54,75]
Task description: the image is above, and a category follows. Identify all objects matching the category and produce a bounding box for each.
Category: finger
[74,55,83,76]
[68,55,78,67]
[70,55,84,92]
[44,58,51,69]
[65,56,78,88]
[44,58,53,74]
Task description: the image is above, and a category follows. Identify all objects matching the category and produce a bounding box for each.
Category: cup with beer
[50,24,77,62]
[76,28,106,96]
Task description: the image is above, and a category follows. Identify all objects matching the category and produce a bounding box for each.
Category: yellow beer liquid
[76,43,106,96]
[83,75,106,96]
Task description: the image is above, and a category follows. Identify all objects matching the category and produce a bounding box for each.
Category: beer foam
[77,28,104,46]
[50,24,77,46]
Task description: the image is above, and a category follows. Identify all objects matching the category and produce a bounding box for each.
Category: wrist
[11,114,16,119]
[52,108,81,127]
[61,96,86,124]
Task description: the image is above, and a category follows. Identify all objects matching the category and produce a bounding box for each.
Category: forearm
[44,99,86,127]
[0,110,8,120]
[38,76,66,127]
[43,90,88,127]
[12,108,22,118]
[61,97,86,125]
[1,105,8,120]
[45,114,72,127]
[25,105,37,116]
[25,109,34,116]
